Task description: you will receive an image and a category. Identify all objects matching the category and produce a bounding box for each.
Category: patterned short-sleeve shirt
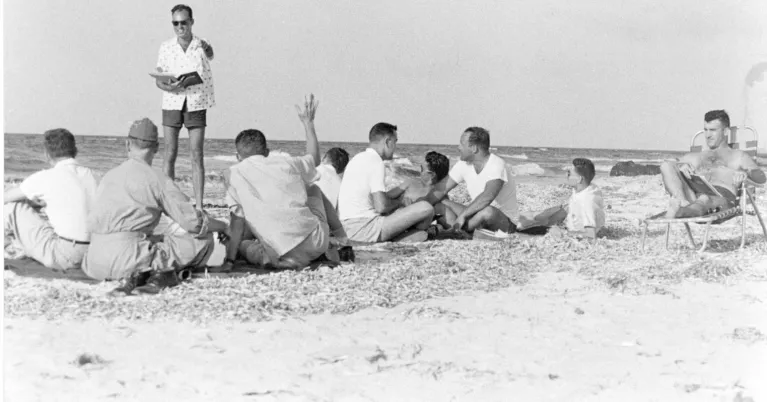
[156,35,215,112]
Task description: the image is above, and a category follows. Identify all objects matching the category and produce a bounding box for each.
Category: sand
[4,175,767,401]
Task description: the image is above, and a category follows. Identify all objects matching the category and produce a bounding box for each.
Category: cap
[128,118,159,142]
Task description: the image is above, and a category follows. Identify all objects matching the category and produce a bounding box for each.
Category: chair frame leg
[641,223,648,251]
[684,223,696,248]
[698,223,711,252]
[746,190,767,244]
[664,223,671,249]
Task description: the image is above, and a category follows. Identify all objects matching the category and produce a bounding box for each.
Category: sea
[4,133,686,188]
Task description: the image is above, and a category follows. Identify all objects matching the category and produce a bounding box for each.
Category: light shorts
[341,215,385,243]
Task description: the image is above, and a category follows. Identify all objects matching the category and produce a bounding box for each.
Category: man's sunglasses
[172,20,191,26]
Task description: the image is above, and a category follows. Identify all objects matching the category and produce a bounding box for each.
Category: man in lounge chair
[660,110,766,218]
[84,118,229,295]
[338,123,435,243]
[516,158,605,240]
[214,94,351,272]
[4,129,99,270]
[425,127,519,234]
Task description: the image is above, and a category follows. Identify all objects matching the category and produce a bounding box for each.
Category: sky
[3,0,766,151]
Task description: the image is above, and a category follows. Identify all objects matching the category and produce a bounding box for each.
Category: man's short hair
[704,110,730,128]
[369,122,398,143]
[43,128,77,159]
[324,147,350,174]
[464,127,490,152]
[425,151,450,182]
[171,4,193,19]
[235,129,268,157]
[572,158,596,184]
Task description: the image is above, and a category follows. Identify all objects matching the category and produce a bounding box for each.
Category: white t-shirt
[19,159,99,242]
[338,148,386,220]
[448,154,519,221]
[315,164,342,209]
[566,184,605,233]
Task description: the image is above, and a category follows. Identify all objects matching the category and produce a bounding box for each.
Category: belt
[58,235,90,245]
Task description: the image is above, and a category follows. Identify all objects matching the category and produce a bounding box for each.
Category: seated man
[4,129,99,270]
[660,110,766,218]
[83,118,228,295]
[216,94,350,271]
[517,158,605,240]
[315,147,349,210]
[338,122,435,243]
[426,127,518,233]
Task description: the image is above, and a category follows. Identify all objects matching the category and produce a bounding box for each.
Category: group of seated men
[4,104,765,295]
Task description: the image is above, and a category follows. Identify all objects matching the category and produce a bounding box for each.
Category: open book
[149,71,203,86]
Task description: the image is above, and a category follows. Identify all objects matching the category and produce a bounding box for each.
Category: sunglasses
[172,20,191,26]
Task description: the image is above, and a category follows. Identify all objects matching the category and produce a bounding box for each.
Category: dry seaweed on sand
[5,180,767,323]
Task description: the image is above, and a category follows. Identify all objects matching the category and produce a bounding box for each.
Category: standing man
[426,127,519,233]
[155,4,215,211]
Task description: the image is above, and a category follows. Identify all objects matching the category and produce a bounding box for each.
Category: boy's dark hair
[43,128,77,159]
[369,122,398,142]
[704,110,730,128]
[235,129,268,157]
[171,4,193,19]
[324,147,350,174]
[464,126,490,152]
[572,158,596,184]
[425,151,450,183]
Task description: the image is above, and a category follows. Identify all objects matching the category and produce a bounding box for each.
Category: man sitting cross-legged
[516,158,605,241]
[214,95,351,272]
[425,127,519,234]
[4,129,99,270]
[84,118,229,295]
[660,110,765,219]
[338,123,435,243]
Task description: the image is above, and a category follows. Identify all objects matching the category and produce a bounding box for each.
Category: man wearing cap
[4,129,99,270]
[155,4,215,211]
[83,118,228,295]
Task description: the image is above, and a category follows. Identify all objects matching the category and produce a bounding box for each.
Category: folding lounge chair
[640,126,767,252]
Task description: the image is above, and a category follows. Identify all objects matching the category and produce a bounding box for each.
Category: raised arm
[296,94,320,166]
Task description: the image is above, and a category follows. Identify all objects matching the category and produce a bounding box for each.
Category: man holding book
[155,4,215,211]
[661,110,766,218]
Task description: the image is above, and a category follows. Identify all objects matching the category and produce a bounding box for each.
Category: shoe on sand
[108,271,150,297]
[134,270,181,295]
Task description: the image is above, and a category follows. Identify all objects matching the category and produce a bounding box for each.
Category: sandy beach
[4,175,767,401]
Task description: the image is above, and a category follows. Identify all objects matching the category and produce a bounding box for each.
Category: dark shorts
[162,100,207,129]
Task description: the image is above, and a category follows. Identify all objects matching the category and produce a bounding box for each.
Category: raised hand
[295,93,319,125]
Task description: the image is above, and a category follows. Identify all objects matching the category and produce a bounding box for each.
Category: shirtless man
[661,110,766,218]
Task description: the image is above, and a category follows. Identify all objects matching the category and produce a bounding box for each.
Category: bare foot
[665,199,682,219]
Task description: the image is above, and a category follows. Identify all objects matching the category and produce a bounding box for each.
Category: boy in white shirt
[315,147,349,210]
[4,129,99,269]
[517,158,606,240]
[427,127,518,233]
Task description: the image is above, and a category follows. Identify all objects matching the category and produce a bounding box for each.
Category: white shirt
[156,35,215,112]
[566,184,605,233]
[315,164,342,210]
[448,154,519,221]
[227,154,320,257]
[19,159,99,242]
[338,148,386,220]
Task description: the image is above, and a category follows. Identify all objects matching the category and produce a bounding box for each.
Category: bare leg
[439,200,467,228]
[667,195,729,219]
[660,161,697,205]
[162,126,181,180]
[465,206,513,232]
[380,201,434,241]
[189,127,206,211]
